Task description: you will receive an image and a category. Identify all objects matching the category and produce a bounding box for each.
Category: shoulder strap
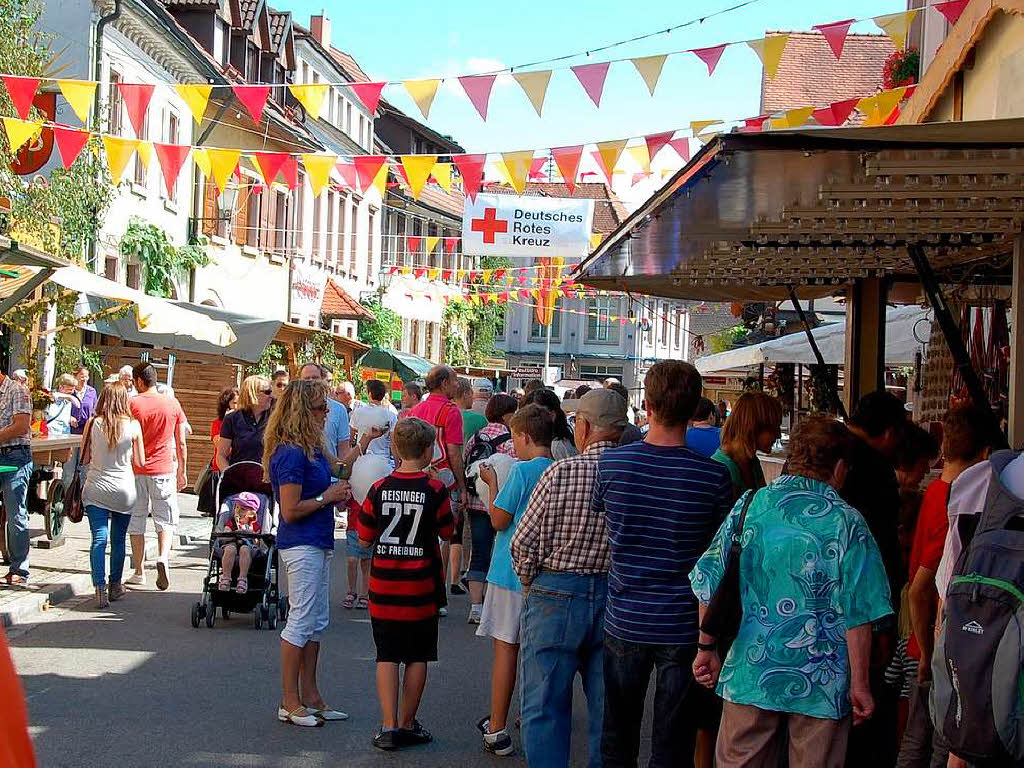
[486,431,512,449]
[731,490,756,548]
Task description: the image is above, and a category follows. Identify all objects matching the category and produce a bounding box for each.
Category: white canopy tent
[695,305,931,374]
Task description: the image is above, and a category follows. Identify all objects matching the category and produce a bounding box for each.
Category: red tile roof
[321,278,374,319]
[481,182,628,234]
[760,31,895,119]
[329,49,372,84]
[268,10,290,51]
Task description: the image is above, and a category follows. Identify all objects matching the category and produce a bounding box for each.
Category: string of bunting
[0,4,961,128]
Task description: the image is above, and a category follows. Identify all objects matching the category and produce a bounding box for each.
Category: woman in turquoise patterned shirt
[689,416,892,768]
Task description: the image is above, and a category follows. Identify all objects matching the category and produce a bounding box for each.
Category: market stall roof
[0,236,74,269]
[695,305,930,373]
[357,348,434,382]
[575,118,1024,301]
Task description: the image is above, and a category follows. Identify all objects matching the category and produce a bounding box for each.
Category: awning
[357,348,434,382]
[382,274,461,323]
[695,305,931,373]
[576,118,1024,301]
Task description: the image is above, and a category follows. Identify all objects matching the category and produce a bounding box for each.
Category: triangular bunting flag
[691,44,727,76]
[289,83,329,120]
[512,70,552,117]
[783,106,814,128]
[528,156,548,180]
[857,95,881,124]
[570,62,611,107]
[742,115,770,131]
[747,35,789,80]
[57,80,97,124]
[232,84,272,124]
[117,83,155,137]
[936,0,970,26]
[626,144,650,173]
[452,153,486,202]
[812,106,838,127]
[352,155,387,195]
[644,131,675,161]
[406,236,422,253]
[153,143,191,197]
[349,81,386,115]
[425,236,440,254]
[873,10,918,49]
[281,156,299,190]
[631,55,667,96]
[875,89,905,121]
[668,138,691,163]
[336,161,358,190]
[370,164,388,197]
[690,119,722,136]
[302,154,337,197]
[136,140,152,169]
[443,237,459,254]
[458,74,497,120]
[101,135,139,185]
[403,79,440,119]
[813,19,855,60]
[175,84,212,126]
[52,126,91,169]
[432,163,453,193]
[501,150,534,195]
[206,148,241,193]
[192,147,211,178]
[400,154,437,199]
[252,151,289,187]
[594,139,627,185]
[2,76,40,120]
[828,97,859,126]
[2,117,40,154]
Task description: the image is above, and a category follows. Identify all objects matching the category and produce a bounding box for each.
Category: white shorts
[279,545,332,648]
[476,584,523,645]
[129,474,180,535]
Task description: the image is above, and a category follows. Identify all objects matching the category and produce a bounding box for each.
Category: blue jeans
[520,571,607,768]
[85,505,131,587]
[466,508,495,582]
[601,635,699,768]
[1,446,33,578]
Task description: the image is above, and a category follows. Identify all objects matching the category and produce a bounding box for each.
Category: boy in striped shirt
[359,418,454,751]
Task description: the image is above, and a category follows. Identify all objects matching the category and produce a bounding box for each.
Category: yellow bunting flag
[290,84,330,120]
[512,70,552,116]
[400,154,437,200]
[590,233,604,250]
[690,119,722,136]
[428,268,440,280]
[873,10,918,50]
[783,106,814,128]
[57,80,97,124]
[857,95,881,125]
[371,164,388,197]
[631,55,667,96]
[432,162,453,193]
[425,235,440,254]
[175,84,213,126]
[595,139,628,183]
[301,153,336,197]
[501,150,534,195]
[626,144,651,173]
[192,147,211,178]
[136,140,152,169]
[482,269,493,284]
[2,117,41,154]
[875,88,905,121]
[101,136,139,185]
[747,34,789,80]
[403,79,441,120]
[206,148,241,193]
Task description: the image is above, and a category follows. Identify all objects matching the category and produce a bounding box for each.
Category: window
[214,18,227,65]
[245,184,261,248]
[334,192,343,268]
[494,306,506,339]
[203,179,230,239]
[580,364,624,381]
[301,61,309,85]
[295,171,305,251]
[327,88,335,123]
[274,190,289,252]
[312,194,322,258]
[126,263,141,290]
[325,190,335,264]
[132,105,149,186]
[367,207,377,280]
[246,43,259,82]
[586,297,620,344]
[410,319,420,355]
[104,256,118,281]
[529,299,561,341]
[359,115,367,149]
[425,322,434,360]
[674,309,682,348]
[661,302,669,345]
[348,197,358,275]
[108,69,123,135]
[163,110,179,202]
[345,101,353,135]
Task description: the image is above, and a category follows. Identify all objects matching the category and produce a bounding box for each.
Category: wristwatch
[697,641,717,651]
[315,493,325,506]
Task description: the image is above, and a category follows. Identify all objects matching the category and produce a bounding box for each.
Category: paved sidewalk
[1,493,210,627]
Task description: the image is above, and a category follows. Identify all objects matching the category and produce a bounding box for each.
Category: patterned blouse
[689,474,892,720]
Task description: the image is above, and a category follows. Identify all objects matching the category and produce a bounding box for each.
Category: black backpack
[930,450,1024,765]
[464,431,512,498]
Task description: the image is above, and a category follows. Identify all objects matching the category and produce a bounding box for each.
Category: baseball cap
[473,378,494,396]
[570,388,628,430]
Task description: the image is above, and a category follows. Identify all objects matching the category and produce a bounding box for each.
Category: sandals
[277,706,323,728]
[235,578,248,594]
[343,592,356,610]
[217,574,231,592]
[356,596,369,610]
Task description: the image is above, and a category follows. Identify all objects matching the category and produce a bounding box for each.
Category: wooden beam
[844,277,886,413]
[1010,233,1024,448]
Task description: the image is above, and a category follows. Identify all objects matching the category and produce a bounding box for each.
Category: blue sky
[288,0,905,155]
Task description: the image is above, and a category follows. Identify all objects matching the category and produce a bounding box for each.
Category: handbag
[64,419,92,524]
[699,490,756,641]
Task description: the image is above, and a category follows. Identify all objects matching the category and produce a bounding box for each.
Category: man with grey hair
[335,380,356,414]
[300,363,350,459]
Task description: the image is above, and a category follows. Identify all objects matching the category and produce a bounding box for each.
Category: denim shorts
[345,529,372,560]
[279,545,332,648]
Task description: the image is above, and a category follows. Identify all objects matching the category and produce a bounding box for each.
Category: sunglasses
[261,388,273,395]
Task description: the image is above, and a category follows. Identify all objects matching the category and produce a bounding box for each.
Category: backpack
[464,430,512,498]
[930,450,1024,765]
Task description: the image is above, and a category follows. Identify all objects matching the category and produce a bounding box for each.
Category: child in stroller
[216,491,265,594]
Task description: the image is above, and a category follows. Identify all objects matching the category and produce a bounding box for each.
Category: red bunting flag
[232,84,272,124]
[742,115,771,131]
[570,62,611,107]
[458,74,497,120]
[153,143,191,197]
[691,45,727,76]
[51,126,90,169]
[443,236,459,254]
[353,155,387,194]
[935,0,970,26]
[280,156,299,189]
[406,236,422,253]
[452,153,486,202]
[829,97,860,126]
[644,131,675,161]
[519,289,530,300]
[631,172,649,187]
[2,76,40,120]
[811,106,838,126]
[252,151,288,187]
[335,162,358,190]
[414,268,426,279]
[550,145,583,194]
[117,83,155,137]
[528,156,548,180]
[668,138,691,163]
[349,81,386,115]
[813,19,855,60]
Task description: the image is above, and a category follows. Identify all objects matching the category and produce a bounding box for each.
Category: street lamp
[187,185,240,243]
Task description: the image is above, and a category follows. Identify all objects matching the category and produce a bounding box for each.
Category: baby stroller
[190,461,286,630]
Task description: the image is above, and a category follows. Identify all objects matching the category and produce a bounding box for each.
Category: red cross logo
[471,207,508,244]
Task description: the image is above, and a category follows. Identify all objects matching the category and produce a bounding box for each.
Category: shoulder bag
[64,418,92,524]
[699,490,756,641]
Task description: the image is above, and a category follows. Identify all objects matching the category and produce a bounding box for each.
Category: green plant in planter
[119,217,211,298]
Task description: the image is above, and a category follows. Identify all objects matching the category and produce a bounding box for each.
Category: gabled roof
[377,100,464,154]
[268,10,290,52]
[760,30,894,117]
[481,182,628,234]
[330,49,372,84]
[321,279,374,319]
[238,0,261,27]
[389,168,465,220]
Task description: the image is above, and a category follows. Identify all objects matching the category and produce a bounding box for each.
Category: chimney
[310,11,331,48]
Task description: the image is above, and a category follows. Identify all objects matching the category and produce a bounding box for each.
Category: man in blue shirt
[685,397,721,458]
[594,361,732,768]
[300,363,350,458]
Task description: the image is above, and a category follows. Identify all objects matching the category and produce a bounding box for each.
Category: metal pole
[787,286,847,420]
[544,307,552,385]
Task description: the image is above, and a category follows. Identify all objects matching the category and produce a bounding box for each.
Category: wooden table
[30,434,82,465]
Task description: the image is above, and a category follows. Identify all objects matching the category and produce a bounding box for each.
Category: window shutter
[202,179,217,236]
[261,185,274,251]
[233,183,249,244]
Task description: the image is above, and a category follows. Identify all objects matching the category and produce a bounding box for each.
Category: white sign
[291,263,328,320]
[462,193,595,258]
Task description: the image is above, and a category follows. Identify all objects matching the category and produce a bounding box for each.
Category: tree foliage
[357,294,402,350]
[443,255,510,366]
[118,217,210,298]
[709,325,750,354]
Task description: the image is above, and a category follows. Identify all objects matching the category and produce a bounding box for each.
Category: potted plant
[883,47,920,90]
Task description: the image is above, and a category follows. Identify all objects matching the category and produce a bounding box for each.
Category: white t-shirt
[82,417,141,514]
[364,403,398,463]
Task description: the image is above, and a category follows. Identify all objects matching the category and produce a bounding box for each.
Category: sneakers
[468,604,482,624]
[449,582,467,596]
[109,583,126,601]
[125,572,146,586]
[483,728,515,756]
[398,720,433,746]
[438,606,448,617]
[373,729,399,751]
[155,561,169,591]
[95,587,110,609]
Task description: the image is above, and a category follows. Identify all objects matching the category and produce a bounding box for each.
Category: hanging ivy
[442,255,510,366]
[302,331,344,381]
[118,217,211,298]
[244,341,287,378]
[53,340,104,388]
[357,294,402,349]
